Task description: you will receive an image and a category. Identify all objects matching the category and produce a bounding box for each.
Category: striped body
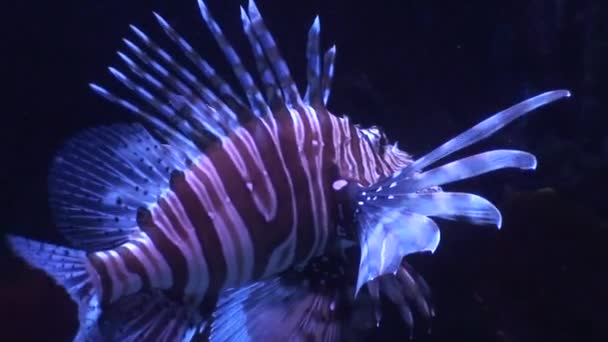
[6,2,567,340]
[88,104,412,307]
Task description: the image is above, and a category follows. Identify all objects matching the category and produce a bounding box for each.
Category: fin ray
[356,211,440,295]
[386,90,570,181]
[246,0,303,107]
[128,24,240,130]
[371,192,503,227]
[98,290,204,342]
[95,0,337,138]
[321,45,337,106]
[210,275,343,342]
[118,31,232,142]
[305,17,322,105]
[89,83,201,160]
[239,5,284,111]
[153,12,250,117]
[49,124,183,250]
[405,149,536,191]
[351,91,570,296]
[114,49,222,142]
[380,149,536,194]
[197,0,269,117]
[7,236,102,341]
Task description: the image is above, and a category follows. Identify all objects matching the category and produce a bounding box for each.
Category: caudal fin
[6,235,102,341]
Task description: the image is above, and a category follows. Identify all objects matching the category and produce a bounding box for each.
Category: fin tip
[312,15,320,29]
[153,12,168,26]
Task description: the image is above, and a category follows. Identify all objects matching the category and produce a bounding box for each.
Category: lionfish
[7,0,569,341]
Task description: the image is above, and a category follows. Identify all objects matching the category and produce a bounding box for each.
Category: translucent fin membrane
[197,0,269,117]
[98,290,202,341]
[356,211,440,294]
[48,124,186,250]
[368,192,503,227]
[353,90,571,296]
[396,90,570,177]
[244,0,302,107]
[383,149,537,195]
[209,276,341,341]
[152,12,249,115]
[304,17,322,106]
[239,6,283,111]
[321,46,337,106]
[6,236,102,341]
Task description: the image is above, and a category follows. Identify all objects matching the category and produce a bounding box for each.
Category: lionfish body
[8,1,569,341]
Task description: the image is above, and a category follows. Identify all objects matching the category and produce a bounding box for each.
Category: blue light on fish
[6,1,570,341]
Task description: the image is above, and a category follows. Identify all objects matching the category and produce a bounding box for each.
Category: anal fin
[98,290,205,342]
[207,257,431,341]
[208,261,353,342]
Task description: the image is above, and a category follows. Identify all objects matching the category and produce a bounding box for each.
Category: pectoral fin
[355,210,440,295]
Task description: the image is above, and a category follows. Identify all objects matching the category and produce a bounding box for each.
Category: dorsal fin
[196,0,269,118]
[90,0,336,150]
[239,5,285,112]
[304,16,322,106]
[153,12,251,118]
[321,45,337,106]
[244,0,303,108]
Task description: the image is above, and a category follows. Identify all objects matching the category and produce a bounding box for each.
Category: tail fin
[6,235,101,341]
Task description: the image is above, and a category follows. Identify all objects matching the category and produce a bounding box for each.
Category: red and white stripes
[83,0,414,309]
[87,102,412,309]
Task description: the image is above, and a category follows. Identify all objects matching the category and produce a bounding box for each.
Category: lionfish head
[359,124,414,177]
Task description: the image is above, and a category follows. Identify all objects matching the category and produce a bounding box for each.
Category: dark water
[2,0,606,341]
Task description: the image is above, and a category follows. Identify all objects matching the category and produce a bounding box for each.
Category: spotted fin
[352,90,571,294]
[48,123,186,251]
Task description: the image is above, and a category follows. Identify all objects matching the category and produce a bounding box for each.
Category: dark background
[1,0,606,341]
